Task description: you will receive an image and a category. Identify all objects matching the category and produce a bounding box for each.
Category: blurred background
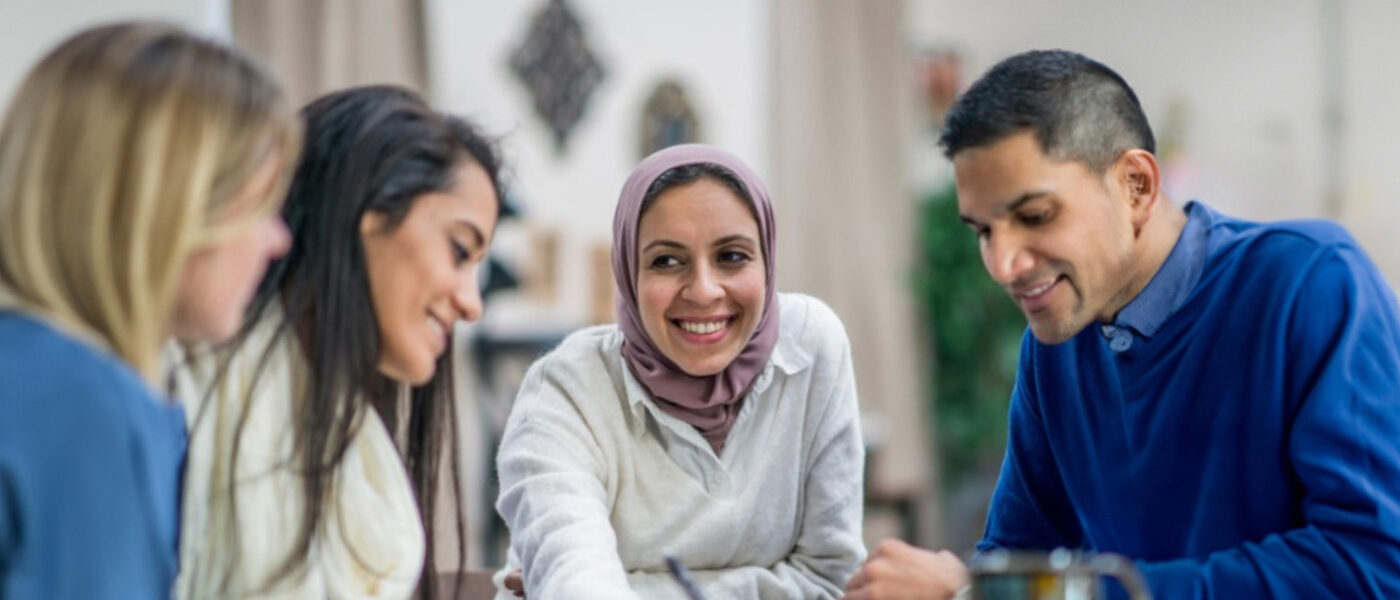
[6,0,1399,573]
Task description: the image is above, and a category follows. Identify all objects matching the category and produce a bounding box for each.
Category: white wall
[906,0,1400,283]
[425,0,773,323]
[0,0,227,103]
[1338,1,1400,281]
[906,0,1325,217]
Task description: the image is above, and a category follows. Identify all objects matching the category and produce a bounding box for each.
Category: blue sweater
[0,312,185,598]
[980,203,1400,598]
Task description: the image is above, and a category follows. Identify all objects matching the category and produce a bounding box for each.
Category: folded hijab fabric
[610,144,780,455]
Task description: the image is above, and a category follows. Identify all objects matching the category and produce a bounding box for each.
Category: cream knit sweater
[173,307,425,599]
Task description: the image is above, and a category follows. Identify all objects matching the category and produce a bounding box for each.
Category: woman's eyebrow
[642,239,686,253]
[712,234,758,247]
[451,219,486,247]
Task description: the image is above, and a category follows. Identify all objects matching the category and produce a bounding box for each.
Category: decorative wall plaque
[638,79,701,158]
[510,0,606,152]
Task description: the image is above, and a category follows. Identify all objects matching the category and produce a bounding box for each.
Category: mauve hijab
[611,144,780,455]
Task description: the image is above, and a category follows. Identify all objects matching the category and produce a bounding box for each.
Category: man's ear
[1115,149,1161,235]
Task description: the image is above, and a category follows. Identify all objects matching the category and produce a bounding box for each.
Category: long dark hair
[217,85,500,599]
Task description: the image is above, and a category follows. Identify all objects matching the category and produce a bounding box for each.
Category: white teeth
[427,317,446,339]
[1023,280,1054,297]
[678,320,727,335]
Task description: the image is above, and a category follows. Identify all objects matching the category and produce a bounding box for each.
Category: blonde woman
[0,22,299,598]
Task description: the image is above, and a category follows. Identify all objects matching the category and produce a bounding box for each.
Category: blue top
[980,202,1400,598]
[0,312,185,599]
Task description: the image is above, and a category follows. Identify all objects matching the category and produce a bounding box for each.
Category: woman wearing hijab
[494,144,865,599]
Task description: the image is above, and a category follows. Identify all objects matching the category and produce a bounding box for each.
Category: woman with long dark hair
[175,85,502,599]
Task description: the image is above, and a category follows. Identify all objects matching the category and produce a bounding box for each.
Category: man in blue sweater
[844,50,1400,599]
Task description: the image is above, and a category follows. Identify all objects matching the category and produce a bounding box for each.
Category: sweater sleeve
[1133,245,1400,599]
[494,358,644,600]
[978,333,1084,554]
[623,312,867,599]
[0,383,179,599]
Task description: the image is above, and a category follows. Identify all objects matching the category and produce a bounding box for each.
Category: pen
[665,554,708,600]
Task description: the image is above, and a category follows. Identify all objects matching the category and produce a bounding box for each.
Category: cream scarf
[173,306,425,599]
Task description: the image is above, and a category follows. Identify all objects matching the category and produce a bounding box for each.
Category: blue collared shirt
[1099,201,1210,352]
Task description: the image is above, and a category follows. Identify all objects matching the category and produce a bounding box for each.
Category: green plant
[914,181,1026,485]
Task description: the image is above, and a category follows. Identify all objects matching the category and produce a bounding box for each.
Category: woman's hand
[504,569,525,598]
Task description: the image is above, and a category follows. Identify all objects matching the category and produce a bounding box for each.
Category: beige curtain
[231,0,429,107]
[773,0,939,542]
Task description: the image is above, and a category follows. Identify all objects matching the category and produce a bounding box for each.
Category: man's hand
[842,539,968,600]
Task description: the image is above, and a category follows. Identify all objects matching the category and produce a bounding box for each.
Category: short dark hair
[939,49,1154,173]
